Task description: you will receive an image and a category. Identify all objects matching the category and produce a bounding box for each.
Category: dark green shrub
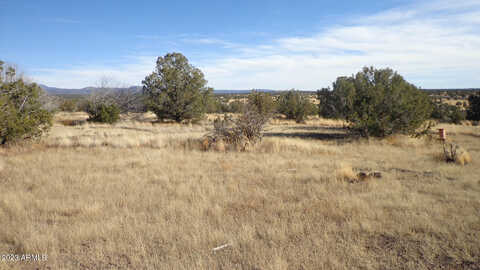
[247,91,276,116]
[431,102,466,124]
[467,94,480,121]
[227,100,245,113]
[317,87,348,119]
[329,67,433,137]
[85,102,120,124]
[203,93,220,113]
[142,52,212,123]
[277,90,316,123]
[0,62,53,145]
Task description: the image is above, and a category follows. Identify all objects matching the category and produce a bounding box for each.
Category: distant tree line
[2,53,480,145]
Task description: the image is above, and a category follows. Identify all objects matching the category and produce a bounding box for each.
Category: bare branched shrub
[106,88,146,113]
[205,104,271,151]
[442,142,472,165]
[80,78,145,123]
[80,77,145,115]
[39,92,62,112]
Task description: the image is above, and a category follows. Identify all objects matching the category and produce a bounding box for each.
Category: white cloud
[32,56,156,88]
[199,0,480,89]
[32,0,480,89]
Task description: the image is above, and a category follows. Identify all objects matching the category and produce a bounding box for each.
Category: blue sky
[1,0,479,89]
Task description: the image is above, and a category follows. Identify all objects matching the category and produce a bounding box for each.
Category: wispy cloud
[181,38,239,49]
[199,0,480,89]
[32,56,156,88]
[33,0,480,89]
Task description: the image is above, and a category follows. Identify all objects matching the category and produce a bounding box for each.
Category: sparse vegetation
[1,112,479,269]
[1,58,479,269]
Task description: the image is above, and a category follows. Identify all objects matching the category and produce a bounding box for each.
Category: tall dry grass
[0,113,479,269]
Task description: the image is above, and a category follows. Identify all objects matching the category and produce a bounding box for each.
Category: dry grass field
[1,112,479,269]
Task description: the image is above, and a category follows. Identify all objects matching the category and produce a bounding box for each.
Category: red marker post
[438,128,446,141]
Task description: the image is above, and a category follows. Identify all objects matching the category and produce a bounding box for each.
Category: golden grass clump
[456,148,472,166]
[439,142,473,166]
[335,163,357,182]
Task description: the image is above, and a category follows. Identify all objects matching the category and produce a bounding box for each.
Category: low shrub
[431,102,466,124]
[205,105,270,151]
[85,102,120,124]
[59,99,77,112]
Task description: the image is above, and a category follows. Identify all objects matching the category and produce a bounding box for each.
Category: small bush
[206,104,270,151]
[85,102,120,124]
[227,100,245,113]
[467,94,480,121]
[431,102,466,124]
[59,99,77,112]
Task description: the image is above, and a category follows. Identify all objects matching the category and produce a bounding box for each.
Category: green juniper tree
[326,67,432,138]
[277,89,316,123]
[247,90,276,116]
[466,94,480,121]
[0,61,53,145]
[142,53,212,123]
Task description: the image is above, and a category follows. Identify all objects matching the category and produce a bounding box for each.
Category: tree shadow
[264,131,353,142]
[284,126,347,131]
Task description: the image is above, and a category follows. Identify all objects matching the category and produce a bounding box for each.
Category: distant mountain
[39,84,277,95]
[39,84,93,95]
